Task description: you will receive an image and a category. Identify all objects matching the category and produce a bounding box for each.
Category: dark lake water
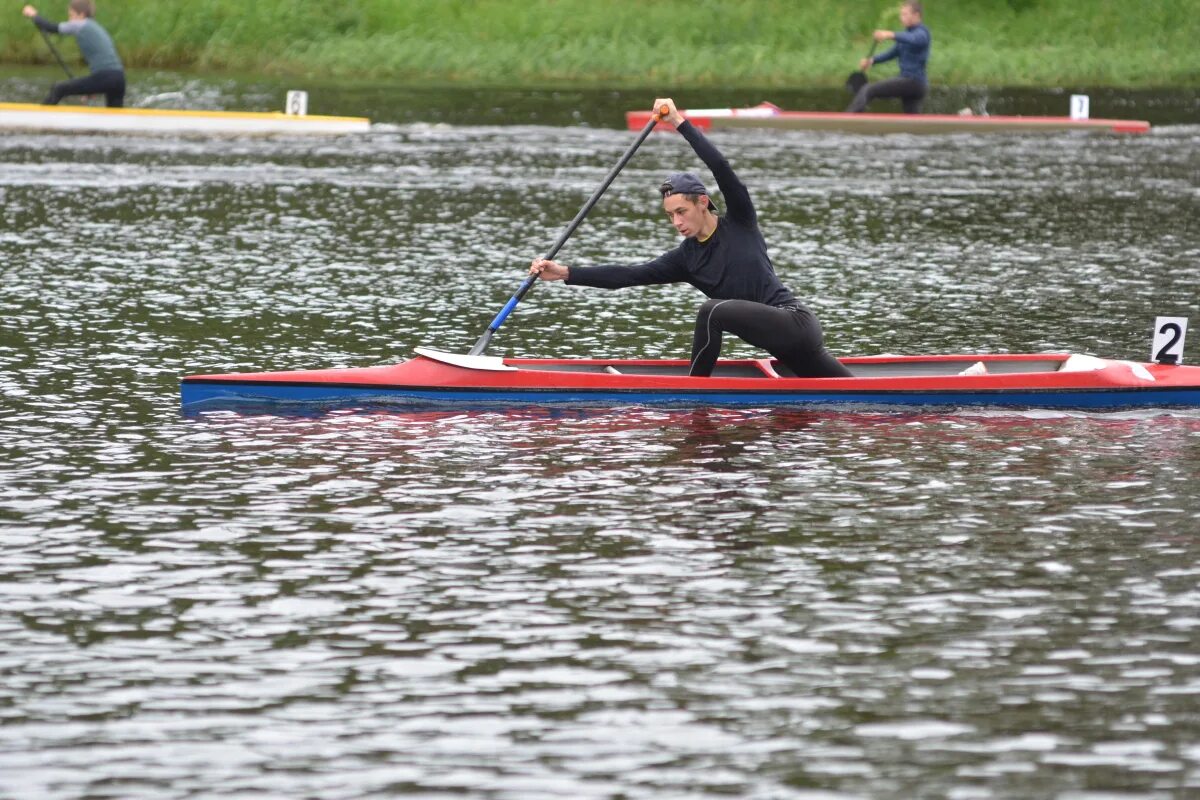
[1,70,1199,799]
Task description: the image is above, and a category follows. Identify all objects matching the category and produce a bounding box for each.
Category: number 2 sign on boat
[1153,316,1189,365]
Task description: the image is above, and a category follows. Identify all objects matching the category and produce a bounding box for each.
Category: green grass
[2,0,1197,86]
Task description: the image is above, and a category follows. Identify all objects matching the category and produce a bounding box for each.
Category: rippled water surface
[2,76,1200,799]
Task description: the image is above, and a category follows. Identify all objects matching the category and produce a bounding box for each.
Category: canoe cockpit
[510,357,1071,379]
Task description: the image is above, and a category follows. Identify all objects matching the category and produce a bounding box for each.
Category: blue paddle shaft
[467,110,665,356]
[485,276,536,332]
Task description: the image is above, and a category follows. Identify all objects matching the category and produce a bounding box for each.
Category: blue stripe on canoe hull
[180,382,1200,411]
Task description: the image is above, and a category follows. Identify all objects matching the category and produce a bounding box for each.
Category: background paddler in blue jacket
[847,1,931,114]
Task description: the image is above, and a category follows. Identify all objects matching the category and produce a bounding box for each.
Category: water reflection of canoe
[0,101,370,135]
[181,350,1200,411]
[625,102,1150,135]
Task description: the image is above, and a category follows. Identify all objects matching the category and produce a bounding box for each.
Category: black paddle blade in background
[846,38,878,95]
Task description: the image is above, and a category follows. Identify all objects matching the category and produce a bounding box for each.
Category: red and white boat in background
[625,101,1150,135]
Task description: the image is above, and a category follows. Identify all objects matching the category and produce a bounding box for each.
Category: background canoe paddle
[32,18,74,79]
[463,104,668,357]
[845,39,878,95]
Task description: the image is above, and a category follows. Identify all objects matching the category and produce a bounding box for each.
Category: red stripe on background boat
[625,102,1150,135]
[181,350,1200,412]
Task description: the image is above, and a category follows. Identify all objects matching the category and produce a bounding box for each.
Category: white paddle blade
[414,347,516,372]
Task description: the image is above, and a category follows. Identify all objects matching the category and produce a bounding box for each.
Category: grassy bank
[2,0,1197,87]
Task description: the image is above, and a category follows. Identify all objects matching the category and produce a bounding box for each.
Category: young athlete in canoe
[846,1,931,114]
[529,97,851,379]
[22,0,125,107]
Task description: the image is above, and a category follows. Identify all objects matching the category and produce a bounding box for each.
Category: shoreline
[2,60,1196,93]
[1,0,1196,90]
[3,65,1195,128]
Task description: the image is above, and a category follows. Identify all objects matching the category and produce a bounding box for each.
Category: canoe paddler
[846,1,931,115]
[22,0,125,107]
[530,97,852,379]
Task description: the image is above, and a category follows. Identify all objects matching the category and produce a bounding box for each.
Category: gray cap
[659,172,717,211]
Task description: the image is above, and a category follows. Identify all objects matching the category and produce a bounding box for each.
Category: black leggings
[43,69,125,108]
[690,299,853,378]
[846,76,927,114]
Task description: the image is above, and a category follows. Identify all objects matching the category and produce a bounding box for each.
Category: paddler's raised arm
[654,96,755,228]
[22,5,58,33]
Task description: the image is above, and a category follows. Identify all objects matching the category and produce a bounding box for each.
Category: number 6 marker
[1152,316,1188,365]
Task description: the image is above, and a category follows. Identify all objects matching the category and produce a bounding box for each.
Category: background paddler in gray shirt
[23,0,125,107]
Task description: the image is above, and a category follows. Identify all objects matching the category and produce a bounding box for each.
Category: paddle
[845,39,878,95]
[465,104,669,357]
[31,18,74,79]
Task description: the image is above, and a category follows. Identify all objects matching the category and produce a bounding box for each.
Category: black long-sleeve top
[565,120,797,308]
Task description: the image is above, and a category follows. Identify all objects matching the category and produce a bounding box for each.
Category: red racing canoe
[181,350,1200,411]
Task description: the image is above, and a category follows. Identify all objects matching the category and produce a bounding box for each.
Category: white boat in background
[0,100,370,135]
